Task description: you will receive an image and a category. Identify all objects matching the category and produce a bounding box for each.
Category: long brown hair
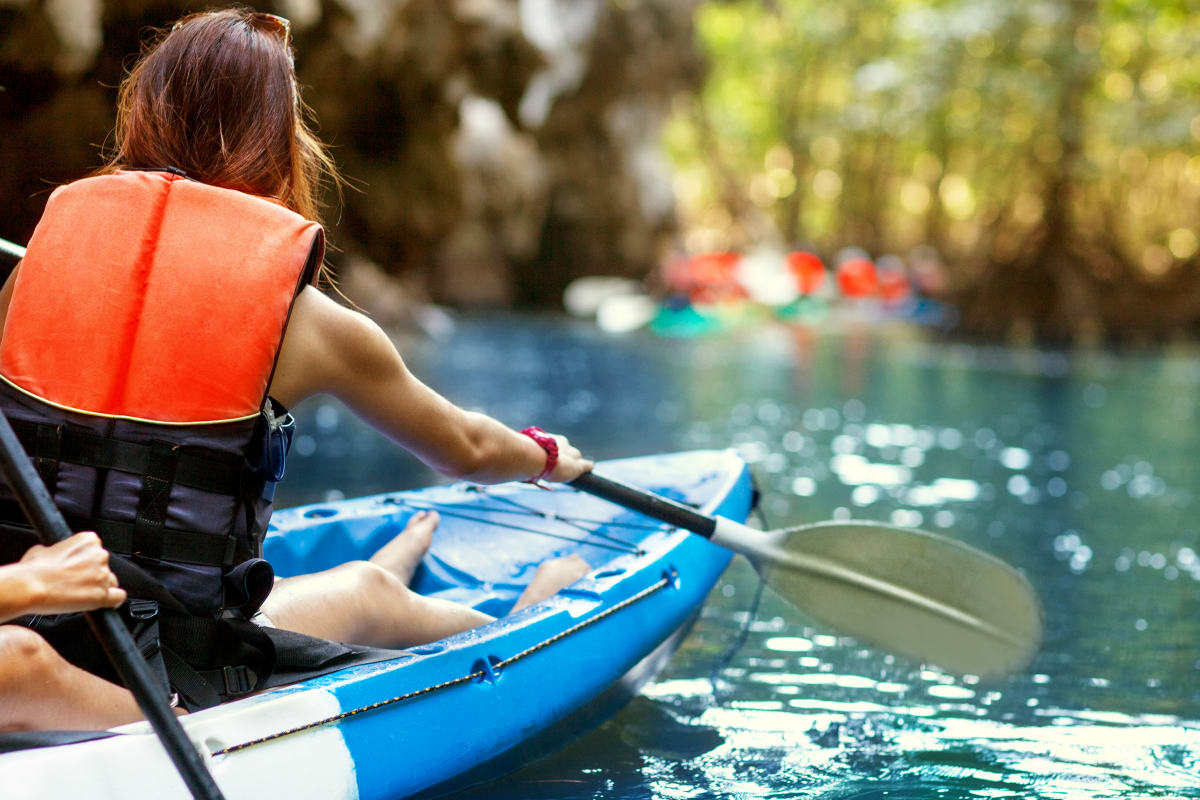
[99,8,340,230]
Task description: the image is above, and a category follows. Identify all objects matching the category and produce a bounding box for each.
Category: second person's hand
[18,531,127,614]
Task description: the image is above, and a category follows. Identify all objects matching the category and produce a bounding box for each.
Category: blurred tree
[665,0,1200,341]
[0,0,701,308]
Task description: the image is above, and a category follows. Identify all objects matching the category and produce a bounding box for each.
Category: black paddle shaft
[0,411,226,800]
[570,471,718,538]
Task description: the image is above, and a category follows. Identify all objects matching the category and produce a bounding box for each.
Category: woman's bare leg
[0,626,143,731]
[262,559,494,648]
[261,512,591,648]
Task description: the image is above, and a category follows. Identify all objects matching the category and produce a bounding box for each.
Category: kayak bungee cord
[464,485,667,529]
[387,497,644,555]
[385,484,660,554]
[468,487,663,544]
[210,572,675,757]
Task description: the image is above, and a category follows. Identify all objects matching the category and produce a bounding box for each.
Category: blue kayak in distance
[1,449,754,799]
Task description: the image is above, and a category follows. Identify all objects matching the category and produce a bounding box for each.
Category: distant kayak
[0,449,753,799]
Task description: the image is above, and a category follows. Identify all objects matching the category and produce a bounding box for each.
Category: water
[276,314,1200,799]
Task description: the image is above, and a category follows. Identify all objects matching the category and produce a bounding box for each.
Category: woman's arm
[0,532,126,623]
[271,287,592,484]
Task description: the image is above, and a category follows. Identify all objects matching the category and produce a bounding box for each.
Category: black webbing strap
[33,423,61,489]
[0,503,256,567]
[157,613,273,710]
[160,648,223,710]
[158,618,261,709]
[7,418,255,496]
[162,646,260,709]
[160,650,256,710]
[132,442,179,562]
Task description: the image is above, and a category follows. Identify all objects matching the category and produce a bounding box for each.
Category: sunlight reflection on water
[278,315,1200,800]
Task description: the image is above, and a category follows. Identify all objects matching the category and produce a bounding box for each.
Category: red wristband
[520,426,558,483]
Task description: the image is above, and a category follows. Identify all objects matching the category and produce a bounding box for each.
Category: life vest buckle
[127,599,160,621]
[222,664,255,696]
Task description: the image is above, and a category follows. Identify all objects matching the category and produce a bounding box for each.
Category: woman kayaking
[0,8,591,729]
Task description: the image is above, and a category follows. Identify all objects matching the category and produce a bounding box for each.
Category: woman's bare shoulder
[271,286,405,406]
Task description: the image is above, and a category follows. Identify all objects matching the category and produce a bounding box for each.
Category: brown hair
[99,8,340,231]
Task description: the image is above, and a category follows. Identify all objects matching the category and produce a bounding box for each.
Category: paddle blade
[763,521,1042,677]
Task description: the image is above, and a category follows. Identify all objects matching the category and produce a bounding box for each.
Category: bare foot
[512,555,591,612]
[369,510,438,585]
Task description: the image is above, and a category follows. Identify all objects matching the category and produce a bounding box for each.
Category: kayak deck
[1,450,754,800]
[268,451,744,617]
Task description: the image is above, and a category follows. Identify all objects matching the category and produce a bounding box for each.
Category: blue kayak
[2,449,753,799]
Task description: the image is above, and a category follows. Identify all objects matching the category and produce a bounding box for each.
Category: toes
[406,510,440,532]
[539,555,590,581]
[558,555,590,574]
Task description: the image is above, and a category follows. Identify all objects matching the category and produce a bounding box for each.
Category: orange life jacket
[1,168,323,422]
[0,169,326,707]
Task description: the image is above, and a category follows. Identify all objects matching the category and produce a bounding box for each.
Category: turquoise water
[277,316,1200,799]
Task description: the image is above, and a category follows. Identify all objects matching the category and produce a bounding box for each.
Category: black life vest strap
[101,555,275,710]
[8,418,261,497]
[0,502,258,567]
[132,441,177,561]
[159,647,223,709]
[156,612,275,710]
[32,423,62,490]
[159,647,259,709]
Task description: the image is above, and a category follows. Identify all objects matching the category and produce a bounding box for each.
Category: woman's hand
[545,433,593,483]
[17,532,126,615]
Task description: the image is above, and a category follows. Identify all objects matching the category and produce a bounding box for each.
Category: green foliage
[666,0,1200,293]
